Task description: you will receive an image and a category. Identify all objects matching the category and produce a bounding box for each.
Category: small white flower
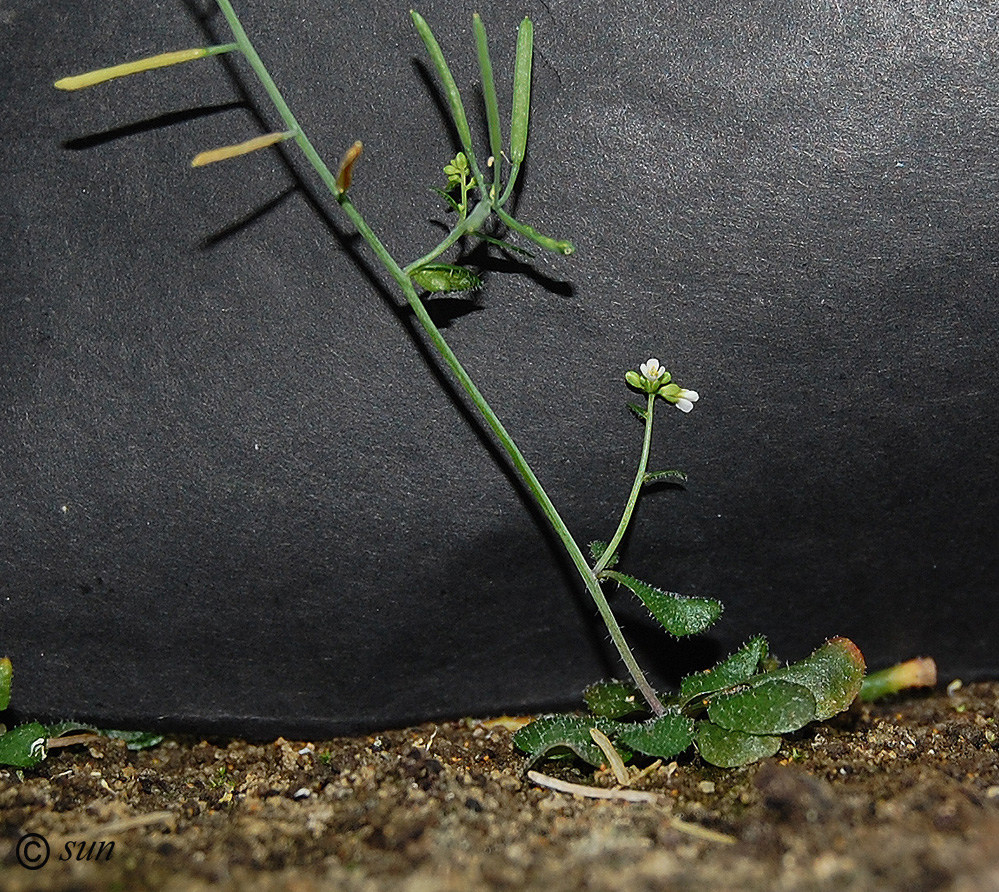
[640,358,667,382]
[672,389,699,413]
[661,383,699,412]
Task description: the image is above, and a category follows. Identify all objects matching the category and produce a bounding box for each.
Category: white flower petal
[674,398,694,413]
[640,358,665,381]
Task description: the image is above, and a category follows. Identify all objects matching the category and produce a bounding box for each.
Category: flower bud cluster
[626,358,699,413]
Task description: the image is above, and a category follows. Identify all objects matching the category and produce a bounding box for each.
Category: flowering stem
[207,0,663,714]
[340,196,665,716]
[593,393,656,577]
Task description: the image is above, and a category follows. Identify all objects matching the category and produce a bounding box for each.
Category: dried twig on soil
[527,769,659,803]
[527,770,738,844]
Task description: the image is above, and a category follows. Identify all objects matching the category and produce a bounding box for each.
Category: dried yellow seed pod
[335,140,364,193]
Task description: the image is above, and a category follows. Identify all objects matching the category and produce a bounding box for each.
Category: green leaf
[509,16,533,165]
[0,722,49,768]
[764,637,866,721]
[615,712,695,760]
[102,729,165,751]
[587,540,618,569]
[473,14,503,177]
[707,679,817,735]
[859,657,936,702]
[0,657,11,712]
[431,186,462,214]
[410,263,482,293]
[45,721,97,737]
[603,571,722,637]
[627,402,648,422]
[42,723,165,753]
[695,721,782,768]
[513,714,623,768]
[681,635,769,702]
[583,680,644,719]
[643,469,687,486]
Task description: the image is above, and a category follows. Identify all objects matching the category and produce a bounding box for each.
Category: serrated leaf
[695,721,782,768]
[588,540,619,569]
[410,263,482,293]
[642,469,687,486]
[0,722,49,768]
[603,571,722,637]
[615,712,695,760]
[707,679,817,734]
[583,680,644,719]
[764,637,866,721]
[0,657,11,712]
[681,636,770,702]
[46,721,97,737]
[513,714,623,768]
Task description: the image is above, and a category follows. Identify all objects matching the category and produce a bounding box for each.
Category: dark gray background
[3,0,997,735]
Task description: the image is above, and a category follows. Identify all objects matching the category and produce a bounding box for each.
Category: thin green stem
[206,42,240,57]
[214,0,342,199]
[209,1,663,715]
[404,200,491,273]
[498,162,521,206]
[493,204,575,255]
[341,195,665,715]
[593,393,656,576]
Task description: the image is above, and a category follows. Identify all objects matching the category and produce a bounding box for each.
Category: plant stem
[210,0,664,715]
[404,200,491,273]
[340,197,665,716]
[593,393,656,577]
[214,0,341,199]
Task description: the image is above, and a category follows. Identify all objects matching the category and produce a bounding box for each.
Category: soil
[1,682,998,892]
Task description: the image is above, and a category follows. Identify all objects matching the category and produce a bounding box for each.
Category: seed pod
[335,140,364,193]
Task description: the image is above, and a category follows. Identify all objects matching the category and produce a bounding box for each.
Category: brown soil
[1,682,998,891]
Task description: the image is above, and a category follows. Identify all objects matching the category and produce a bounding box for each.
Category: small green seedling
[51,2,935,774]
[0,657,163,768]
